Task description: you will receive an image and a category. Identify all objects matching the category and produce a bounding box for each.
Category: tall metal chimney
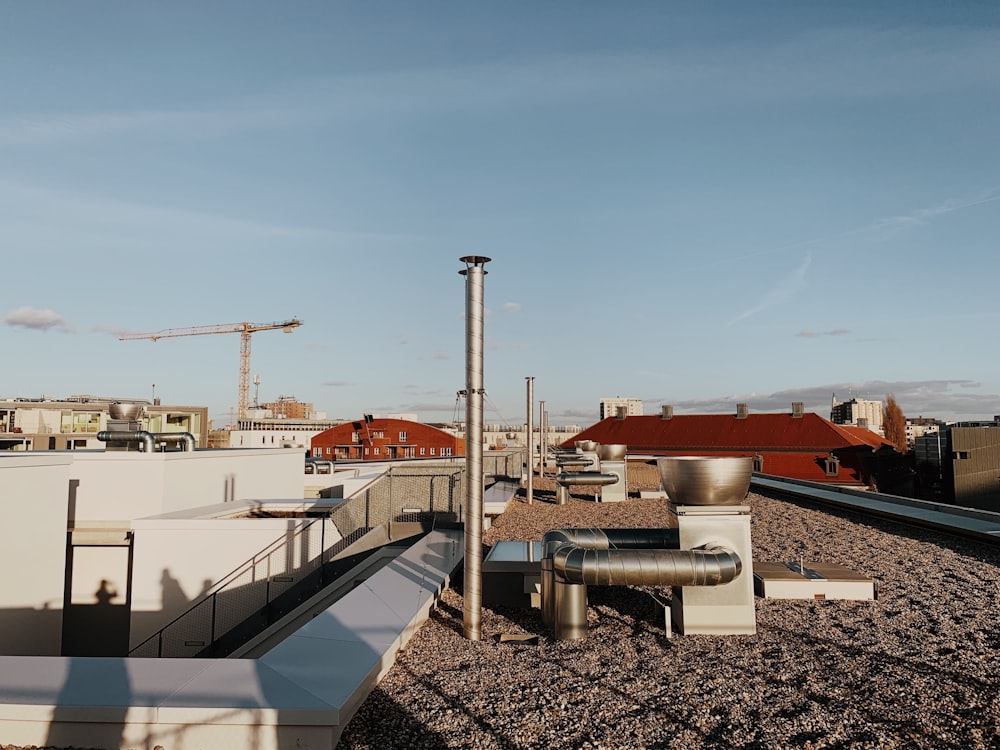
[525,376,534,505]
[460,255,490,641]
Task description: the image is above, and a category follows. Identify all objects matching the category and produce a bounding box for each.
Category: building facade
[599,397,644,420]
[311,417,465,461]
[0,397,208,451]
[830,396,884,434]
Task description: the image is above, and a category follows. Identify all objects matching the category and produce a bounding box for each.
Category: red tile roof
[564,413,890,453]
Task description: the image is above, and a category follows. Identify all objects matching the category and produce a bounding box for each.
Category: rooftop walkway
[752,474,1000,543]
[0,527,463,750]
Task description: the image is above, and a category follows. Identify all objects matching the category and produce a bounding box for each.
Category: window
[364,447,369,455]
[374,447,380,455]
[954,451,970,460]
[351,432,359,443]
[420,447,426,456]
[442,447,452,456]
[399,431,407,442]
[752,455,764,473]
[430,448,436,455]
[824,455,840,477]
[373,431,385,439]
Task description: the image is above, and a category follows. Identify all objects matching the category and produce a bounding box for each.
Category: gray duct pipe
[542,527,681,557]
[556,471,619,486]
[97,430,155,452]
[539,527,742,639]
[551,543,742,587]
[151,432,196,452]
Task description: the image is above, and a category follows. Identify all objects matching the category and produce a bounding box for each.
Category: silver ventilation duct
[97,430,154,452]
[656,456,752,505]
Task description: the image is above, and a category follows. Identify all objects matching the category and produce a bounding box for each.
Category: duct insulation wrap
[551,543,742,587]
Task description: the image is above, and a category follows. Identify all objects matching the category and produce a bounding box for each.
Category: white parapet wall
[0,454,73,656]
[0,448,314,657]
[128,502,344,651]
[70,448,307,527]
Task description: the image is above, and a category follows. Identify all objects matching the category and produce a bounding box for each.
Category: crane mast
[119,319,303,421]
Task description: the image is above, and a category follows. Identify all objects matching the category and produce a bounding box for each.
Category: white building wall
[69,449,306,526]
[0,455,72,655]
[128,510,343,650]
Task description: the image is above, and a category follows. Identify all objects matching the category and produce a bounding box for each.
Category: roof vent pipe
[736,403,749,419]
[792,402,804,418]
[151,432,196,451]
[97,430,155,452]
[661,405,673,420]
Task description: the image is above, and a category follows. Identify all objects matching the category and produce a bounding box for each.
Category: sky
[2,1,999,428]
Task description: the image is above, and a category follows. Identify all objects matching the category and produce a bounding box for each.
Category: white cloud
[503,302,521,313]
[3,306,74,333]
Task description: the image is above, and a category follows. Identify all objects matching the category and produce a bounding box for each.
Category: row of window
[316,445,453,457]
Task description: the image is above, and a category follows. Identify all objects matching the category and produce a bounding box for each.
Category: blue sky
[2,1,998,427]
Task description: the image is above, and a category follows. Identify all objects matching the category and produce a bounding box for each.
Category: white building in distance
[600,397,644,420]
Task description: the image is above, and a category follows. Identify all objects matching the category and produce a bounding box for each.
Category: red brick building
[311,417,465,461]
[565,409,896,487]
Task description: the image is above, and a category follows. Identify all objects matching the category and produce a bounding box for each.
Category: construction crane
[120,319,303,421]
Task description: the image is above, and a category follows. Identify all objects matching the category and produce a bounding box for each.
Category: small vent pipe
[97,430,154,452]
[152,432,195,451]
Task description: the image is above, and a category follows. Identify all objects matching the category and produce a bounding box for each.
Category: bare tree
[882,394,907,453]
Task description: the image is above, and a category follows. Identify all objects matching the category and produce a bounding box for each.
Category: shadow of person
[160,568,190,615]
[95,578,118,606]
[45,656,131,750]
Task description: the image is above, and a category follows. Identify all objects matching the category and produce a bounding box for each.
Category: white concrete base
[754,561,876,600]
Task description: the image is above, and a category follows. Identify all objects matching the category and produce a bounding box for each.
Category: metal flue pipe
[525,376,534,505]
[460,255,490,641]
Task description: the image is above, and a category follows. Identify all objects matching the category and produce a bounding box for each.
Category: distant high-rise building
[830,396,883,434]
[600,397,643,420]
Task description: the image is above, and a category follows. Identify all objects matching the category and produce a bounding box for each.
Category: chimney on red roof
[736,403,748,419]
[661,405,673,420]
[615,406,627,420]
[792,402,804,418]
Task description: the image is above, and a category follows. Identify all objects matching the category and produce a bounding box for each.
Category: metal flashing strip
[752,476,1000,544]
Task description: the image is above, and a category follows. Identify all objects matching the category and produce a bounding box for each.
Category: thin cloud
[503,302,521,313]
[431,352,450,360]
[3,306,75,333]
[323,380,354,387]
[797,328,851,338]
[729,255,811,325]
[0,108,298,147]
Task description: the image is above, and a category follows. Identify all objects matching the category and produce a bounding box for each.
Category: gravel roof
[340,469,1000,750]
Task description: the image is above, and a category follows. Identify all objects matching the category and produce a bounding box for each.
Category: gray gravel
[340,468,1000,750]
